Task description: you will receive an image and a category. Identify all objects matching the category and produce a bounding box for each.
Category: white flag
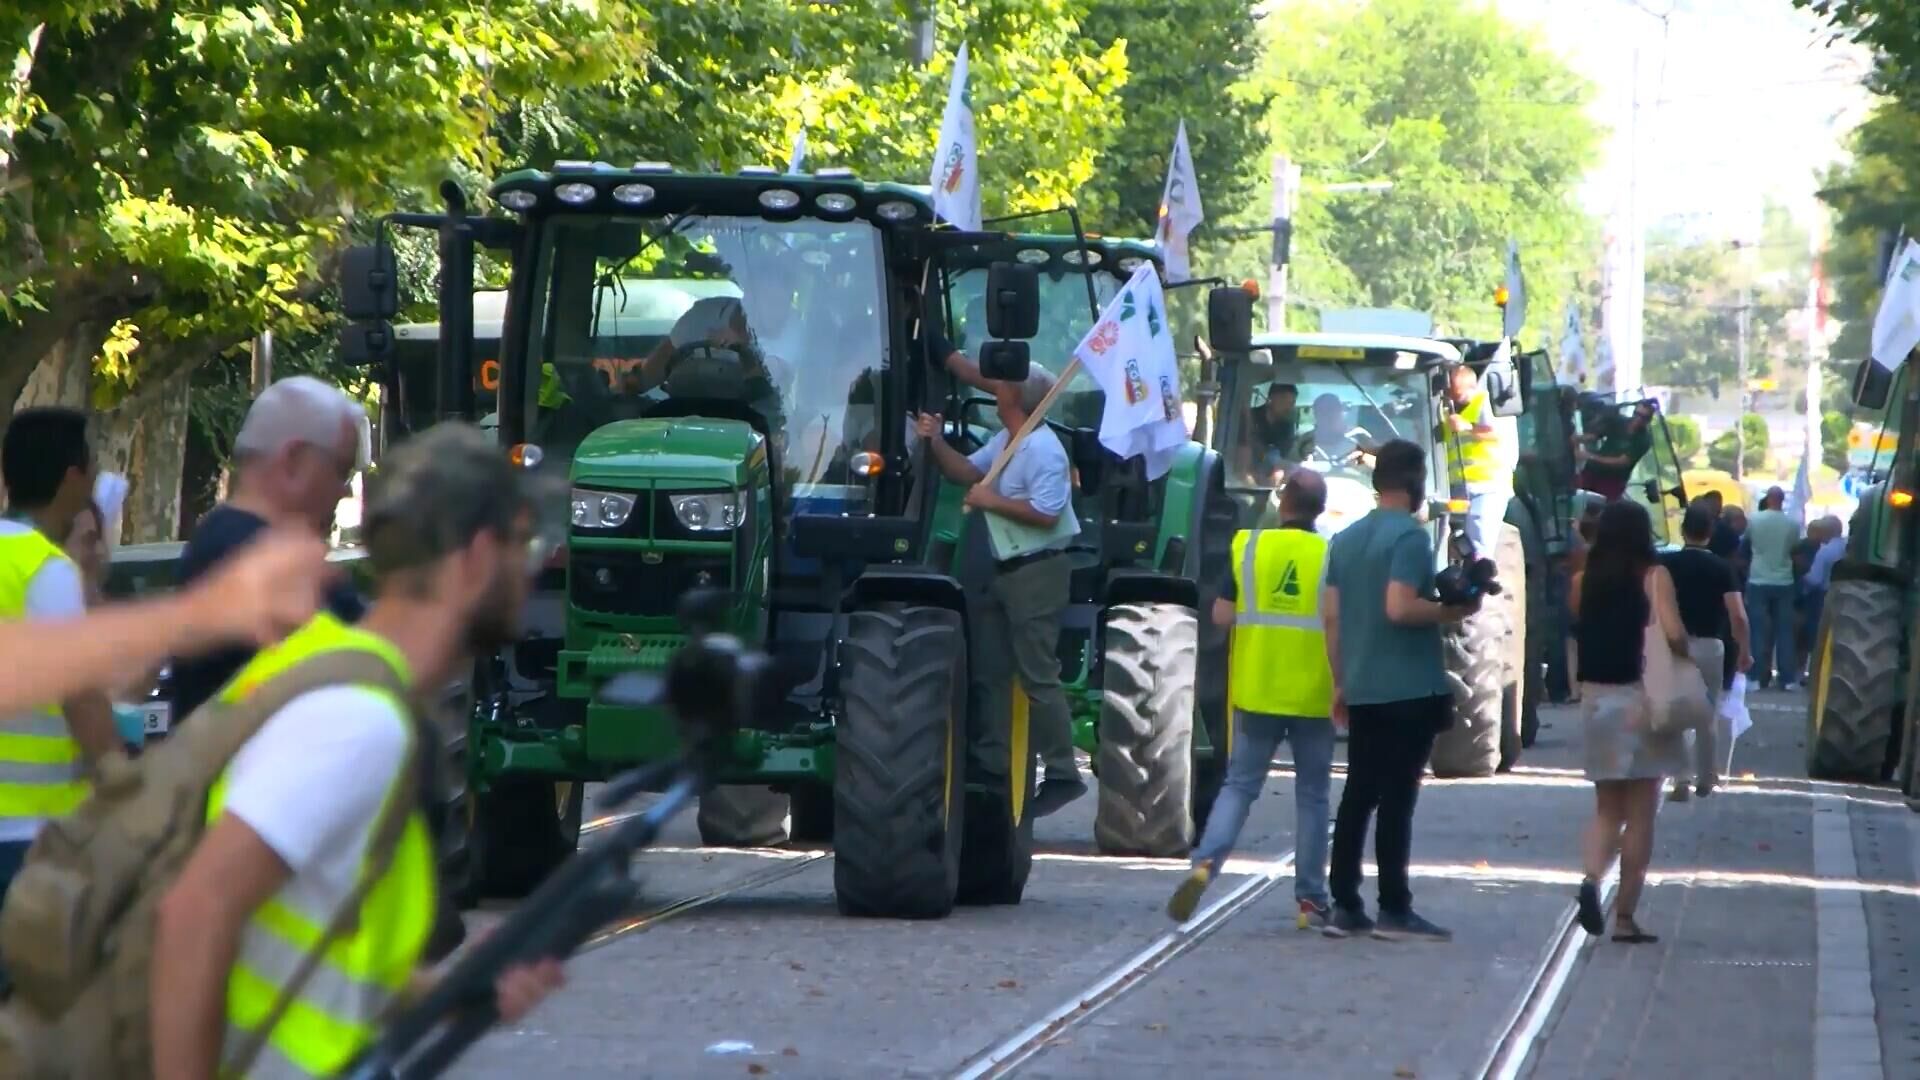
[1503,239,1528,339]
[1870,238,1920,371]
[1557,297,1585,386]
[1072,265,1188,479]
[929,42,981,231]
[788,128,806,174]
[1156,120,1205,283]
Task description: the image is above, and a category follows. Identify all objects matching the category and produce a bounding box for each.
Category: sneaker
[1296,899,1332,930]
[1780,680,1799,693]
[1322,904,1374,939]
[1031,776,1088,818]
[1669,783,1691,803]
[1166,865,1212,923]
[1372,909,1453,942]
[1575,879,1605,936]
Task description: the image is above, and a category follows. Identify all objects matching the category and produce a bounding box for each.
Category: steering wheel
[660,343,754,400]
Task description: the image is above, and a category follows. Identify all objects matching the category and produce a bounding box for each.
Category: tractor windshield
[522,214,890,493]
[946,264,1121,431]
[1222,354,1438,536]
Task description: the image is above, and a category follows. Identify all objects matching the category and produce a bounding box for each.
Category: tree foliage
[1076,0,1267,236]
[1212,0,1600,337]
[1795,0,1920,102]
[1821,408,1852,471]
[1816,100,1920,370]
[1666,414,1701,465]
[1706,413,1770,474]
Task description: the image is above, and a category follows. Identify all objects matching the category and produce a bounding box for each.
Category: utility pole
[1734,279,1750,484]
[1267,154,1299,332]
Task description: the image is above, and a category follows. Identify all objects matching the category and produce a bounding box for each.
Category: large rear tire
[1093,603,1199,857]
[1807,575,1902,781]
[833,603,967,919]
[696,786,790,848]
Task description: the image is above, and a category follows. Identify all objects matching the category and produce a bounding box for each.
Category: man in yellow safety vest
[1166,469,1339,929]
[1443,363,1517,559]
[151,424,565,1079]
[0,408,119,914]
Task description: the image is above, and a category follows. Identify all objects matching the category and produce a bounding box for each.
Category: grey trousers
[1678,636,1734,787]
[971,553,1078,781]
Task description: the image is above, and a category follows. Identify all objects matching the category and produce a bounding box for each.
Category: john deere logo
[893,537,910,554]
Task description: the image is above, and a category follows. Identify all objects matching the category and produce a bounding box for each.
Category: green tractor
[336,164,1253,914]
[938,232,1240,855]
[1807,355,1915,789]
[1204,330,1531,777]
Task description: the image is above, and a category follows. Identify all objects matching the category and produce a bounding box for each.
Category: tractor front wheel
[1093,603,1199,857]
[833,603,967,918]
[468,778,586,900]
[697,786,790,848]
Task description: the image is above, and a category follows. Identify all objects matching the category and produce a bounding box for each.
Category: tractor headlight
[669,491,743,532]
[876,200,918,222]
[554,182,597,206]
[571,488,636,529]
[497,189,539,212]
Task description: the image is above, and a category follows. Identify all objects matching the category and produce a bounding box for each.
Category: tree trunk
[113,365,190,541]
[17,321,101,411]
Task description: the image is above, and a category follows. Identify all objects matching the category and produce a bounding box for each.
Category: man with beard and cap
[150,423,566,1079]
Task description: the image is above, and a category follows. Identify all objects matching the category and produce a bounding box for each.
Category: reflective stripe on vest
[1229,528,1334,717]
[209,613,436,1079]
[1447,392,1498,486]
[0,528,86,824]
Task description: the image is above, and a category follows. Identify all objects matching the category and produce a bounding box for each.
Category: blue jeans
[1746,583,1797,685]
[1191,710,1335,905]
[1464,490,1511,560]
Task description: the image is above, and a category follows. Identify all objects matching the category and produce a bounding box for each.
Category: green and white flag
[930,42,981,231]
[1871,237,1920,371]
[1156,120,1204,283]
[1072,264,1187,479]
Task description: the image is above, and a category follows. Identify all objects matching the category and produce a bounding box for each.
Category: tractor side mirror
[1852,356,1893,411]
[338,321,393,367]
[1482,340,1526,418]
[1207,286,1254,353]
[985,262,1040,340]
[340,245,399,321]
[978,340,1032,383]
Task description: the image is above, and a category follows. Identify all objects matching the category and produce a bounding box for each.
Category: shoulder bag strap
[221,660,422,1076]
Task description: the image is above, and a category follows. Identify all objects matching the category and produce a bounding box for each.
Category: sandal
[1611,918,1658,944]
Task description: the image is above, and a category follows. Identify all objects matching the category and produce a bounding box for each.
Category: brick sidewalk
[1524,689,1916,1080]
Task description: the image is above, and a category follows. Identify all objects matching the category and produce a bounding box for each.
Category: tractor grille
[570,551,732,617]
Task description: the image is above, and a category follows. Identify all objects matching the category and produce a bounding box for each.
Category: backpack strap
[208,650,424,1077]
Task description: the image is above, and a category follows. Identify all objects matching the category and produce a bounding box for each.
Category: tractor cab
[1215,332,1458,538]
[1572,387,1689,549]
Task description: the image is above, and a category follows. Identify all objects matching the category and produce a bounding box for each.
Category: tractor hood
[570,416,766,489]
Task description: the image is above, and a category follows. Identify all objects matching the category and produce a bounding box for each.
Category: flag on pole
[1156,120,1205,283]
[1557,297,1585,386]
[930,42,981,231]
[1503,239,1528,339]
[788,128,806,174]
[1870,238,1920,371]
[1072,264,1188,479]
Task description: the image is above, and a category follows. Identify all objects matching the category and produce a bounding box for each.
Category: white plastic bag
[1720,673,1751,741]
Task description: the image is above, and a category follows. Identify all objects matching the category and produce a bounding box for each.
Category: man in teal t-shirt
[1742,486,1800,689]
[1322,439,1480,942]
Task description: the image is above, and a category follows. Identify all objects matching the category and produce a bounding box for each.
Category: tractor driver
[630,296,789,441]
[1296,393,1377,469]
[1239,381,1300,486]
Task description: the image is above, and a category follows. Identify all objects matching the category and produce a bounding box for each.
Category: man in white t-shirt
[153,424,565,1077]
[0,407,119,911]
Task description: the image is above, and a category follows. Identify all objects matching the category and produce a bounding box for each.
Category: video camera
[1433,557,1501,607]
[343,589,770,1080]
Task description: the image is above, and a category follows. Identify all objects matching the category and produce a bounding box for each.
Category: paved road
[443,687,1915,1079]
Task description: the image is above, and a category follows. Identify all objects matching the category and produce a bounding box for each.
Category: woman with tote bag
[1569,500,1690,943]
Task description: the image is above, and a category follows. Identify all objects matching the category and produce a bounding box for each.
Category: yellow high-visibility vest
[1447,391,1500,487]
[1228,527,1333,718]
[209,613,436,1079]
[0,526,87,826]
